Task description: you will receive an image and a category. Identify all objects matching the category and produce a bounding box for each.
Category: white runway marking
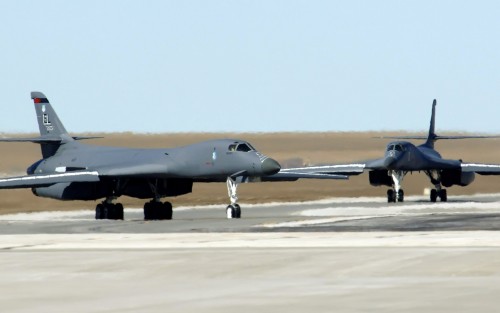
[2,232,500,250]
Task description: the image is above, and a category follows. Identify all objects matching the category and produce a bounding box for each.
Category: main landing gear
[95,179,174,221]
[143,200,173,220]
[95,199,174,220]
[387,170,406,203]
[430,188,447,202]
[95,198,124,220]
[226,177,241,219]
[425,170,447,202]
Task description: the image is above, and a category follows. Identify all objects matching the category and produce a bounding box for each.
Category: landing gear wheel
[234,204,241,218]
[430,189,438,202]
[144,202,154,220]
[387,189,396,203]
[226,205,234,219]
[144,201,173,220]
[397,189,404,202]
[115,203,124,220]
[226,204,241,219]
[162,202,173,220]
[439,189,447,202]
[96,204,105,219]
[95,203,124,220]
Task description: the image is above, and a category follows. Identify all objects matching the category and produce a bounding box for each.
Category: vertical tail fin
[0,92,99,159]
[31,91,71,139]
[31,91,73,157]
[424,99,437,148]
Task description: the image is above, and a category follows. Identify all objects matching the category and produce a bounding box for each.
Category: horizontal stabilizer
[0,135,102,144]
[0,136,62,143]
[434,135,500,140]
[72,136,103,140]
[376,135,500,141]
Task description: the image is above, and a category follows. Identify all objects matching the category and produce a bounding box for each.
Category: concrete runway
[2,194,500,312]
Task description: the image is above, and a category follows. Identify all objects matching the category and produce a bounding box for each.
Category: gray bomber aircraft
[280,100,500,203]
[0,92,346,220]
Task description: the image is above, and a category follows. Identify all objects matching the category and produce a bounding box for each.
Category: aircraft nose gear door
[226,177,241,219]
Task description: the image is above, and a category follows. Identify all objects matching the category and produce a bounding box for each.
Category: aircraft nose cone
[261,158,281,175]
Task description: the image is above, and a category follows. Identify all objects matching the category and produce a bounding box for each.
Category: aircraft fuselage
[372,141,461,172]
[28,139,280,201]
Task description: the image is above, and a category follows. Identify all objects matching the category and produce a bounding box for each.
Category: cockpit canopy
[228,142,255,152]
[386,143,405,152]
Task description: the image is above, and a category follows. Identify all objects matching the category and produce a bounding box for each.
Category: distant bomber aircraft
[0,92,346,220]
[280,100,500,203]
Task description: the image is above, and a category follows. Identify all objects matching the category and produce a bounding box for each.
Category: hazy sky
[1,1,500,133]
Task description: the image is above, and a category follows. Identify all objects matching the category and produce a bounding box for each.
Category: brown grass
[1,132,500,214]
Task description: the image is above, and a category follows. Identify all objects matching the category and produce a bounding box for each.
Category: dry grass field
[1,131,500,214]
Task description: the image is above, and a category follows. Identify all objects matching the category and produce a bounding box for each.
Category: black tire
[226,205,235,219]
[430,189,438,202]
[163,202,173,220]
[107,204,117,220]
[115,203,124,220]
[95,204,104,220]
[440,189,447,202]
[397,189,404,202]
[144,202,153,220]
[234,204,241,219]
[103,205,110,219]
[387,189,395,203]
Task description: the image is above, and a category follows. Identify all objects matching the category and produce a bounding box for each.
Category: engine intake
[441,170,475,187]
[369,170,393,187]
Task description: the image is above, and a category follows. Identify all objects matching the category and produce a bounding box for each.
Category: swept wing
[0,171,100,189]
[263,170,348,181]
[461,163,500,175]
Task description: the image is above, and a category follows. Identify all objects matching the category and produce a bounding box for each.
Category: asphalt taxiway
[2,194,500,312]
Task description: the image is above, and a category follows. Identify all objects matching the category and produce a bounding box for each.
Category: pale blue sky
[1,0,500,133]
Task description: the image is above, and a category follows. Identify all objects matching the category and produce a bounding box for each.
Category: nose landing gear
[226,177,242,219]
[387,170,406,203]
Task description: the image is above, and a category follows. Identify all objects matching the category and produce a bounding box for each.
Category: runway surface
[2,194,500,312]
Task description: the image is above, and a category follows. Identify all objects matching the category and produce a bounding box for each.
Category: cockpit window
[387,144,405,152]
[236,143,252,152]
[228,144,237,151]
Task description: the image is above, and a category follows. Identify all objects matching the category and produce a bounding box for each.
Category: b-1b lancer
[280,100,500,203]
[0,92,346,220]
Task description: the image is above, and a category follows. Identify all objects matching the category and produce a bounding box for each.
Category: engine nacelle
[32,178,194,200]
[441,170,475,187]
[369,170,393,187]
[33,182,110,200]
